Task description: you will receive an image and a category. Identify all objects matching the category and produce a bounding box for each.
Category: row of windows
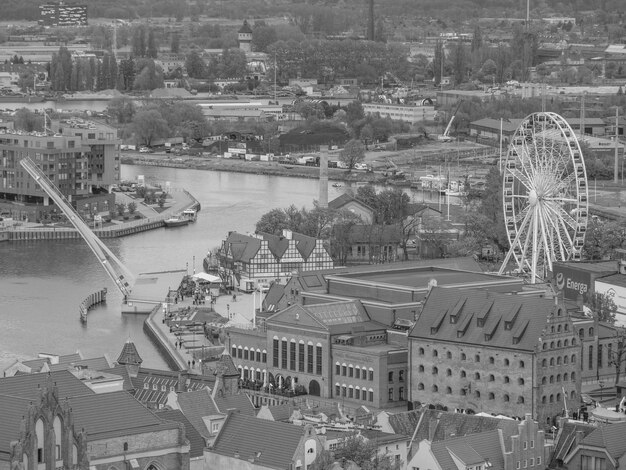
[335,384,375,402]
[541,391,576,403]
[514,457,542,469]
[541,372,576,384]
[416,383,526,403]
[541,337,576,350]
[416,348,526,368]
[541,354,576,367]
[273,339,323,375]
[416,366,524,385]
[335,363,375,381]
[232,345,267,363]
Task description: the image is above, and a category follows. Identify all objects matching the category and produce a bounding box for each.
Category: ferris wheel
[498,112,589,283]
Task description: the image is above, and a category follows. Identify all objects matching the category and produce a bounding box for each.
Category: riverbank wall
[143,304,188,371]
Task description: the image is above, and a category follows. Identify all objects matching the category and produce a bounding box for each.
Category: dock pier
[79,288,107,323]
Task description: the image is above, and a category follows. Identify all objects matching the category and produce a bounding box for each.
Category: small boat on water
[164,216,190,228]
[181,209,197,222]
[332,183,343,188]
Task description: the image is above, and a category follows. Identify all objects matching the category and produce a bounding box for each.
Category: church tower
[238,20,253,52]
[116,339,143,377]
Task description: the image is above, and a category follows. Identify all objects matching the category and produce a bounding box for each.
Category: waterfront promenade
[145,280,260,372]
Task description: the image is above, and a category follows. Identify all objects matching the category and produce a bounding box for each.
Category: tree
[255,208,290,235]
[133,60,164,90]
[170,34,180,53]
[586,292,618,325]
[330,433,401,470]
[14,108,43,132]
[344,101,364,126]
[131,109,170,147]
[252,24,277,53]
[608,327,626,385]
[433,40,445,86]
[340,139,365,171]
[583,219,624,260]
[185,51,206,79]
[127,202,137,215]
[147,29,158,59]
[116,203,126,217]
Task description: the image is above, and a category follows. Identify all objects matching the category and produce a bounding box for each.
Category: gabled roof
[409,287,553,352]
[48,355,112,372]
[177,388,220,438]
[68,390,176,440]
[551,421,597,465]
[292,232,318,259]
[156,409,205,457]
[580,422,626,460]
[239,20,252,34]
[430,429,504,470]
[100,364,134,390]
[215,393,256,416]
[211,413,306,469]
[116,339,143,365]
[328,194,375,215]
[223,232,261,263]
[387,409,423,435]
[258,231,291,258]
[0,370,94,399]
[407,409,520,444]
[260,403,296,422]
[21,352,83,372]
[0,395,31,455]
[262,282,285,311]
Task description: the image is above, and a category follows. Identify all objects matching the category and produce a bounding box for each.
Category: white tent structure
[192,272,221,283]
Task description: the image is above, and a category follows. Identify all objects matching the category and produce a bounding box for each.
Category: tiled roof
[177,388,219,438]
[306,300,370,326]
[0,370,94,399]
[224,232,261,263]
[407,409,520,444]
[68,390,174,439]
[258,232,290,258]
[409,287,553,352]
[581,422,626,459]
[48,356,112,372]
[20,358,50,371]
[292,232,317,259]
[328,193,374,212]
[215,393,256,416]
[239,20,252,34]
[551,421,596,465]
[0,395,34,454]
[262,282,285,311]
[387,410,423,435]
[430,429,504,470]
[156,409,206,457]
[359,429,408,444]
[116,339,143,365]
[262,403,296,422]
[211,412,304,469]
[100,364,134,390]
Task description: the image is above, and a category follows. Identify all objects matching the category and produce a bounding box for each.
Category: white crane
[20,157,135,297]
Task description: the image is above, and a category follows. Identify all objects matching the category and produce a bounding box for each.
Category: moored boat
[164,216,190,228]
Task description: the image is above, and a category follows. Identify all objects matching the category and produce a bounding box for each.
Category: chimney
[282,229,293,240]
[319,145,329,209]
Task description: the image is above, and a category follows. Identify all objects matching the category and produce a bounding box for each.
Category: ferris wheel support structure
[498,112,589,283]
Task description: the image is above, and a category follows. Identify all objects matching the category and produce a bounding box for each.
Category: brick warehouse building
[408,287,581,427]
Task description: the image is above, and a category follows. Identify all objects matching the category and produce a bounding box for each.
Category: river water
[0,165,349,370]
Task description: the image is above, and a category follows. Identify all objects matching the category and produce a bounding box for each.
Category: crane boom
[438,99,465,141]
[19,157,135,297]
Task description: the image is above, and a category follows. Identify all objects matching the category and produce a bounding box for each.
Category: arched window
[432,367,439,375]
[446,351,452,359]
[504,376,510,384]
[550,358,555,366]
[418,383,424,390]
[432,385,439,392]
[571,372,576,382]
[488,392,495,400]
[518,378,525,385]
[461,370,466,378]
[475,354,480,362]
[474,372,481,380]
[418,365,424,373]
[461,388,467,396]
[520,360,525,368]
[579,328,584,338]
[571,354,576,363]
[503,394,510,402]
[474,390,481,399]
[551,326,555,333]
[446,386,452,394]
[489,374,495,382]
[461,353,467,361]
[557,325,562,332]
[123,443,128,452]
[542,377,547,385]
[556,374,561,383]
[589,327,594,336]
[53,416,62,460]
[557,393,561,402]
[433,349,439,357]
[542,359,547,367]
[550,375,554,384]
[517,396,525,404]
[504,358,510,366]
[419,347,424,355]
[446,368,452,377]
[36,419,44,464]
[564,339,569,347]
[489,356,495,364]
[557,357,562,365]
[571,391,576,399]
[557,340,562,348]
[549,394,554,403]
[543,343,548,350]
[565,324,569,332]
[564,355,569,364]
[550,341,555,349]
[542,396,547,404]
[564,373,569,382]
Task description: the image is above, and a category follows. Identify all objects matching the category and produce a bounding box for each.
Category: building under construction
[39,2,88,27]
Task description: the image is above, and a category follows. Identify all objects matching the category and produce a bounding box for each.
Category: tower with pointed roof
[238,20,252,52]
[116,339,143,377]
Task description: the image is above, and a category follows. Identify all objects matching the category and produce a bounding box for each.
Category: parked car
[139,147,150,153]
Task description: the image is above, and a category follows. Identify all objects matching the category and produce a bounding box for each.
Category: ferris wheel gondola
[498,112,589,283]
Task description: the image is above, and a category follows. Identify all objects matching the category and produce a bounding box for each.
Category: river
[0,165,349,370]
